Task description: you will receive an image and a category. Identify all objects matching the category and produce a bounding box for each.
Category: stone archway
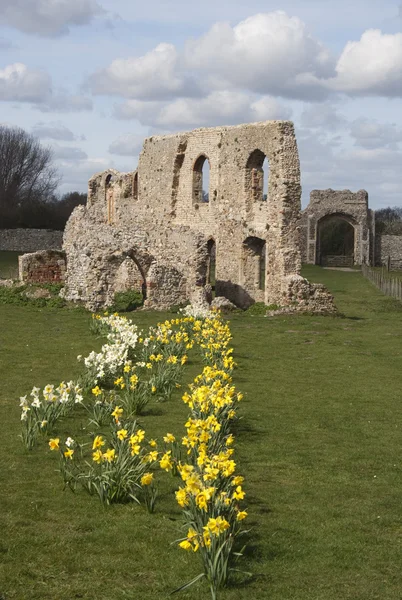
[316,214,356,267]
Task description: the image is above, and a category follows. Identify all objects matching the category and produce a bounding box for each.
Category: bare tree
[0,125,60,226]
[375,207,402,235]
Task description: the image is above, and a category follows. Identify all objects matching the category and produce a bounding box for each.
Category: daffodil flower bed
[49,419,159,507]
[19,307,249,599]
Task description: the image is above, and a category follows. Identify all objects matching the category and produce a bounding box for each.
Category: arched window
[246,150,269,203]
[193,155,210,204]
[133,172,138,200]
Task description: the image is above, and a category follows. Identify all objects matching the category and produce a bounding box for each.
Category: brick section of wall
[0,229,63,252]
[19,250,67,284]
[375,234,402,270]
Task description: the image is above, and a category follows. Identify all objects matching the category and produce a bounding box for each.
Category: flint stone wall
[375,234,402,270]
[300,189,374,266]
[0,229,63,252]
[19,250,67,284]
[63,121,335,313]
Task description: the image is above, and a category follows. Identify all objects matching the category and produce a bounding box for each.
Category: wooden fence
[361,264,402,302]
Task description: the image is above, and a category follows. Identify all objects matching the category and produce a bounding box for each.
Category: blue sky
[1,0,402,208]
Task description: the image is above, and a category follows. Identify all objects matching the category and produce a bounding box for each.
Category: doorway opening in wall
[242,237,266,299]
[207,238,216,296]
[317,214,355,267]
[193,155,210,204]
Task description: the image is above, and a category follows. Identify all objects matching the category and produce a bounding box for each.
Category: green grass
[370,266,402,280]
[0,251,21,279]
[2,267,402,599]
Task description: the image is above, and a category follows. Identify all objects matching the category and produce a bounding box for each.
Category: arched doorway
[317,214,355,266]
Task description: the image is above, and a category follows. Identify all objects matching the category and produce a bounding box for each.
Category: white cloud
[108,133,144,156]
[350,118,402,149]
[32,121,76,141]
[0,0,103,37]
[52,144,87,160]
[297,127,402,209]
[114,92,291,129]
[329,30,402,96]
[184,12,334,100]
[300,103,347,130]
[0,62,92,112]
[0,62,51,102]
[88,43,199,100]
[57,157,111,191]
[37,92,93,113]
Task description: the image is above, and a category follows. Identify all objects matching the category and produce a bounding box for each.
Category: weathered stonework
[19,250,66,284]
[0,228,63,252]
[375,234,402,270]
[63,121,335,312]
[300,189,375,266]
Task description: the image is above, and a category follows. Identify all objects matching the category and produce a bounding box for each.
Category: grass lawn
[2,266,402,599]
[0,251,20,279]
[370,266,402,280]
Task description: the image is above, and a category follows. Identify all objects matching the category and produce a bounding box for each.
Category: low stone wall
[0,229,63,252]
[375,234,402,270]
[19,250,67,284]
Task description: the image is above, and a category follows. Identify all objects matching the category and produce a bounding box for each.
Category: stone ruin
[299,189,375,267]
[24,121,336,313]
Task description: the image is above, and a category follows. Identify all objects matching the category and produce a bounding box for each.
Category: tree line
[0,125,86,231]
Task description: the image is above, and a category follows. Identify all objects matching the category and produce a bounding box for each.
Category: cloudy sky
[1,0,402,208]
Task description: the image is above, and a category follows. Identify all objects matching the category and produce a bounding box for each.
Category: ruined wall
[375,235,402,270]
[63,121,334,313]
[19,250,66,284]
[300,189,374,266]
[0,229,63,252]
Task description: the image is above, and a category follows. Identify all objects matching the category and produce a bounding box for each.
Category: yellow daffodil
[176,487,189,507]
[141,472,154,486]
[163,433,176,444]
[103,448,116,463]
[232,486,245,500]
[64,449,74,460]
[48,438,60,451]
[117,429,128,441]
[91,386,102,397]
[159,452,173,471]
[92,449,103,463]
[111,406,123,421]
[92,435,105,450]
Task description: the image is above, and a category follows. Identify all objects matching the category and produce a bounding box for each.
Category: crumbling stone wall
[300,189,374,266]
[19,250,66,284]
[0,229,63,252]
[63,121,334,312]
[375,234,402,270]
